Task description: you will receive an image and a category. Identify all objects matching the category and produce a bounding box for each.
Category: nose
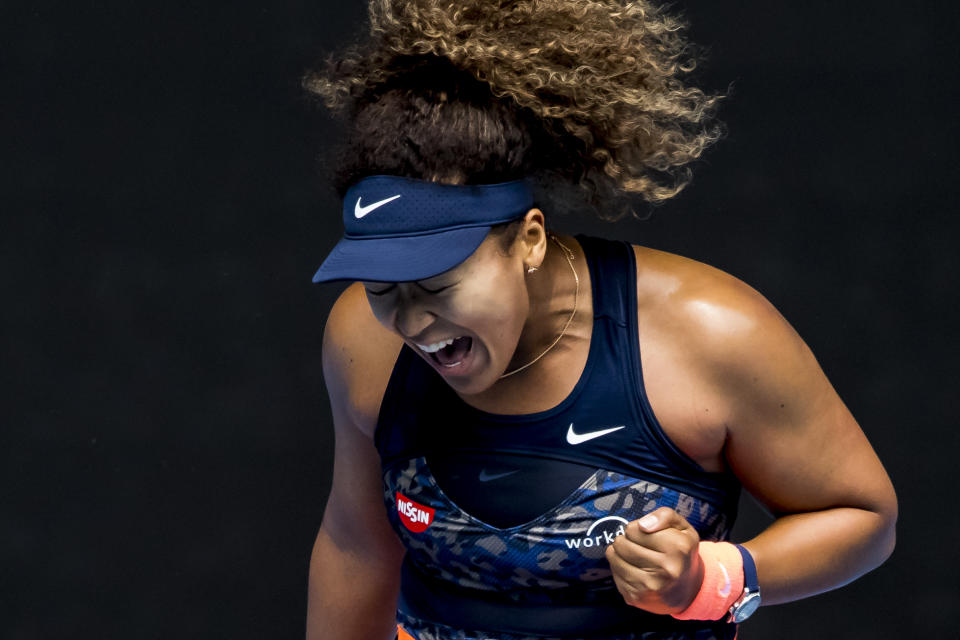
[393,295,436,341]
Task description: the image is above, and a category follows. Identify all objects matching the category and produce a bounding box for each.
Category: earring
[527,265,538,273]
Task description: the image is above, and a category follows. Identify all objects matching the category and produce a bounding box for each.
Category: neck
[503,234,583,378]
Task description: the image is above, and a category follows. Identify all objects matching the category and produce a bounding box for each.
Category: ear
[519,208,547,271]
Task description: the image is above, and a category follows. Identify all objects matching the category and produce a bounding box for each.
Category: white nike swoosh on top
[478,469,519,482]
[354,194,401,219]
[566,423,626,445]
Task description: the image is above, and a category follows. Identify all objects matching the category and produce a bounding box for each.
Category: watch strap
[728,544,761,623]
[734,544,758,592]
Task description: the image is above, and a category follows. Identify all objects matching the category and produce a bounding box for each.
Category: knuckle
[646,574,667,593]
[661,506,679,519]
[624,520,644,542]
[609,539,623,559]
[623,586,644,608]
[664,558,684,580]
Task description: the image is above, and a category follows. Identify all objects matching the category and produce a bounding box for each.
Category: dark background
[5,1,958,638]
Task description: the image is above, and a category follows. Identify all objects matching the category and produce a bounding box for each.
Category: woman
[304,1,897,639]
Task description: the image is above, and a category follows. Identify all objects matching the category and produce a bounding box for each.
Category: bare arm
[307,285,406,640]
[612,258,898,612]
[305,418,405,639]
[705,283,898,605]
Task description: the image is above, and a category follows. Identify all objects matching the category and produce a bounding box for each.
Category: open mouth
[427,336,473,368]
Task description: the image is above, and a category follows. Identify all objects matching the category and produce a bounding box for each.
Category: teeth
[416,337,459,353]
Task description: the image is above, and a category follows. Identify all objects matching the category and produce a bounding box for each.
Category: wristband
[670,541,744,621]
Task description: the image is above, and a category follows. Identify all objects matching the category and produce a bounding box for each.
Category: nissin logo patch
[396,492,435,533]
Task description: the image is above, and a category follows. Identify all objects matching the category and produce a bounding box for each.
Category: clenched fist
[604,506,705,615]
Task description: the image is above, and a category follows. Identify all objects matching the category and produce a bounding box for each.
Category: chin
[447,370,500,396]
[440,355,499,395]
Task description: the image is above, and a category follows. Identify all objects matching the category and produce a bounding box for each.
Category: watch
[727,544,761,623]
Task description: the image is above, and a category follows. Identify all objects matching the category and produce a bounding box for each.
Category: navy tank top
[375,235,742,640]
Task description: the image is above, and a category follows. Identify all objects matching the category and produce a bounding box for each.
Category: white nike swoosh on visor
[566,423,626,445]
[478,469,519,482]
[354,194,402,219]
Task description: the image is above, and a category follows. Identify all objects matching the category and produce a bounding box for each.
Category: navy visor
[311,175,534,283]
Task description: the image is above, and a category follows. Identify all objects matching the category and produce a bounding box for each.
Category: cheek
[458,279,528,344]
[364,296,392,328]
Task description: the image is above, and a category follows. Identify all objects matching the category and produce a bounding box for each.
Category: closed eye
[364,284,396,296]
[364,281,457,296]
[416,282,455,294]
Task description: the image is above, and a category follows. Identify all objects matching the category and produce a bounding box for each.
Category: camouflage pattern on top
[384,456,737,638]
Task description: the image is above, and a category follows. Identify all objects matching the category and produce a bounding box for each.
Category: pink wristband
[671,541,745,621]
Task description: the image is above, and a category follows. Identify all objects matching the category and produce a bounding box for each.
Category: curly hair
[303,0,724,220]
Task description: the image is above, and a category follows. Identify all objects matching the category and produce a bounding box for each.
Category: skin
[307,209,897,639]
[359,214,548,398]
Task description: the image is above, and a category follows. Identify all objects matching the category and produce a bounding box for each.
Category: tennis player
[304,1,898,639]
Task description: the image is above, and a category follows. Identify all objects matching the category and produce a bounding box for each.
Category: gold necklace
[500,233,580,379]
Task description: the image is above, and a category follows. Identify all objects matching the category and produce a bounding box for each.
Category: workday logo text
[564,516,629,555]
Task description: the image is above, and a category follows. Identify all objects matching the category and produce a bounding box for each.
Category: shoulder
[629,244,823,424]
[630,245,791,349]
[322,282,404,436]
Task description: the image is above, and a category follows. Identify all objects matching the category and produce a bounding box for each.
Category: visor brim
[311,225,492,283]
